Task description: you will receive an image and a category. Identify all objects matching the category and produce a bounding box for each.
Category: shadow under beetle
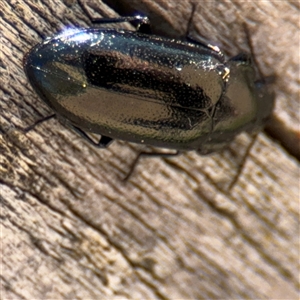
[23,8,274,183]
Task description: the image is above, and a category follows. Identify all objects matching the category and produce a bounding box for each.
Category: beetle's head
[226,53,274,131]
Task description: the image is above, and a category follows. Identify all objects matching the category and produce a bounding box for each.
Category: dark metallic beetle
[23,14,273,157]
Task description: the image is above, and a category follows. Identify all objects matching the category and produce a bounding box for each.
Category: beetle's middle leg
[123,151,180,181]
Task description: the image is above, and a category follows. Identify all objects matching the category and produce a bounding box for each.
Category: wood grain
[1,0,299,299]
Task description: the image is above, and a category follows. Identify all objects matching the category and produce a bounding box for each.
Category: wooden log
[1,0,299,299]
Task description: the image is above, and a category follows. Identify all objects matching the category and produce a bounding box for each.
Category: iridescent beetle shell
[24,25,273,153]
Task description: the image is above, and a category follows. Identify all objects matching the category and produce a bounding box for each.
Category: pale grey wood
[1,0,299,299]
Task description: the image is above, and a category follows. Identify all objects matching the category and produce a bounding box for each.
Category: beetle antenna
[186,3,197,37]
[243,24,266,82]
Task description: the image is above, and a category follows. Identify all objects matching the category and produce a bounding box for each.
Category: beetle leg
[70,125,113,148]
[123,151,180,181]
[91,15,151,34]
[185,4,225,61]
[23,114,56,133]
[78,1,151,33]
[186,35,225,61]
[228,132,259,191]
[90,15,151,34]
[90,15,150,27]
[97,16,151,34]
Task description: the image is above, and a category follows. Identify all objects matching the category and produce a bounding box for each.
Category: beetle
[23,9,274,182]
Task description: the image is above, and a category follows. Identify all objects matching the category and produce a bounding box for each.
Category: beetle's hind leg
[90,15,151,34]
[70,125,113,148]
[22,114,56,133]
[77,1,151,34]
[123,151,180,181]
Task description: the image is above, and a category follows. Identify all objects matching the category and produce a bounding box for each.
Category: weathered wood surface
[1,0,299,299]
